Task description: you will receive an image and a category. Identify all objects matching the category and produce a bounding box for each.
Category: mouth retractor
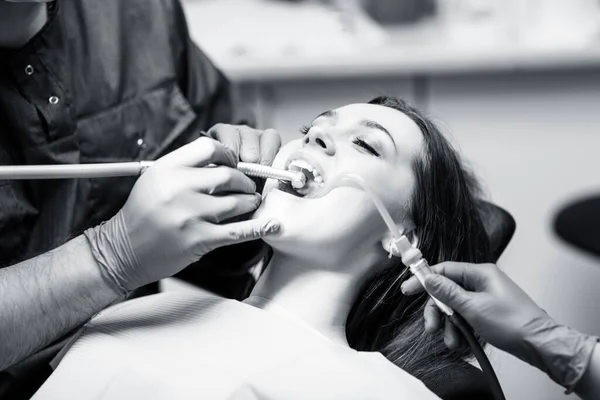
[237,162,307,189]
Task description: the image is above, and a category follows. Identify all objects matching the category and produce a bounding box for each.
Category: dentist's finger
[214,219,282,247]
[181,166,256,195]
[158,137,237,168]
[201,193,262,224]
[207,124,242,159]
[401,261,485,295]
[444,319,464,350]
[259,128,282,166]
[423,298,444,333]
[423,274,471,315]
[240,128,261,163]
[446,320,468,351]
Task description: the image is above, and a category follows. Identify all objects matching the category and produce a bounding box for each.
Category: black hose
[449,313,507,400]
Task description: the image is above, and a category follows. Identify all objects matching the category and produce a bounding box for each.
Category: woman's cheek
[271,139,303,169]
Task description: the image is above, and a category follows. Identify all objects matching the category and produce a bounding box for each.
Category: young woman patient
[33,97,492,400]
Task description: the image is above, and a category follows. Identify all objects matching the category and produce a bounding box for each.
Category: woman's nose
[302,128,336,156]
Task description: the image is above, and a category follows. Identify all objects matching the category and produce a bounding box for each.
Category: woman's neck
[0,2,48,49]
[248,252,375,346]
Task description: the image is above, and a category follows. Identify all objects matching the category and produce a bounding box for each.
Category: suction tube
[328,174,506,400]
[325,174,405,238]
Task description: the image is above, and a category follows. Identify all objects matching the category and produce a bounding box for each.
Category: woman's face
[254,103,424,266]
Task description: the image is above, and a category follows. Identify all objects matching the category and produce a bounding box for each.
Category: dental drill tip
[291,173,307,189]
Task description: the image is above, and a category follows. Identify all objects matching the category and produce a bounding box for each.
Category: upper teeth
[287,159,324,185]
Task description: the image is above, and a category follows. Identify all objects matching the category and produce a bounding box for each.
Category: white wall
[429,70,600,399]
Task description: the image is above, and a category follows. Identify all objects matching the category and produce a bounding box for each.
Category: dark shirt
[0,0,261,283]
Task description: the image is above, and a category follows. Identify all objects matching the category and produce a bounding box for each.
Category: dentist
[0,0,281,398]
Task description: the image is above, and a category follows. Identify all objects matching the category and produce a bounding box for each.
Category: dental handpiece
[0,162,157,179]
[236,162,306,189]
[0,161,307,188]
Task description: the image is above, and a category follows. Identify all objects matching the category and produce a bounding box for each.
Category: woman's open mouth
[279,157,326,199]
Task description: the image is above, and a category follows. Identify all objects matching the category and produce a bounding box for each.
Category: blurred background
[177,0,600,398]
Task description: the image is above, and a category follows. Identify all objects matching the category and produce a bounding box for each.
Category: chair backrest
[553,195,600,258]
[478,201,516,262]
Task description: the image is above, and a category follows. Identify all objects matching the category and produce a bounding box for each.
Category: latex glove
[401,262,598,391]
[84,137,281,295]
[206,124,282,166]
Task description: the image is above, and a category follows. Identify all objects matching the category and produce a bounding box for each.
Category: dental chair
[554,194,600,259]
[427,200,516,400]
[480,200,517,262]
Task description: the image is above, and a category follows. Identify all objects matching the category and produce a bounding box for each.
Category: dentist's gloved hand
[401,262,546,352]
[206,124,281,166]
[401,262,598,391]
[84,137,281,295]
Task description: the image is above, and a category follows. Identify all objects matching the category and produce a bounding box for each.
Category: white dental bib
[33,291,440,400]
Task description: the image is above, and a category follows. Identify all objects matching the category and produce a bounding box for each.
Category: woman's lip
[275,180,326,200]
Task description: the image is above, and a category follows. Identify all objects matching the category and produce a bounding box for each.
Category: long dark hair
[346,96,493,384]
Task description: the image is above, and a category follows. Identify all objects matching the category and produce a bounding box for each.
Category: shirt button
[48,96,59,105]
[25,65,34,75]
[137,138,147,149]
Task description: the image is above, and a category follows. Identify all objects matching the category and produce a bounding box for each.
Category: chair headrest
[478,201,516,262]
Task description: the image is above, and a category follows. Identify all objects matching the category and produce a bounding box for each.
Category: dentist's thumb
[423,274,471,314]
[216,219,282,247]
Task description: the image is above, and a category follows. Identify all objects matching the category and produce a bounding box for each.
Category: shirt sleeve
[0,143,38,266]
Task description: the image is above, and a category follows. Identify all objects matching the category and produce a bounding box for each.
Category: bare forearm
[0,235,123,371]
[575,343,600,399]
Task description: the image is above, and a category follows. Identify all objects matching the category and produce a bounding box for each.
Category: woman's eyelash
[300,125,311,135]
[301,127,380,157]
[353,138,380,157]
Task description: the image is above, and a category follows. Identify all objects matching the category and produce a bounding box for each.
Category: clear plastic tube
[325,174,404,238]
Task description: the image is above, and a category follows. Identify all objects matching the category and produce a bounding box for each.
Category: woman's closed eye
[301,125,381,157]
[352,138,380,157]
[300,125,311,135]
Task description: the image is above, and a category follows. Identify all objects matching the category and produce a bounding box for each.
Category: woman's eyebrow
[313,110,336,122]
[359,119,396,148]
